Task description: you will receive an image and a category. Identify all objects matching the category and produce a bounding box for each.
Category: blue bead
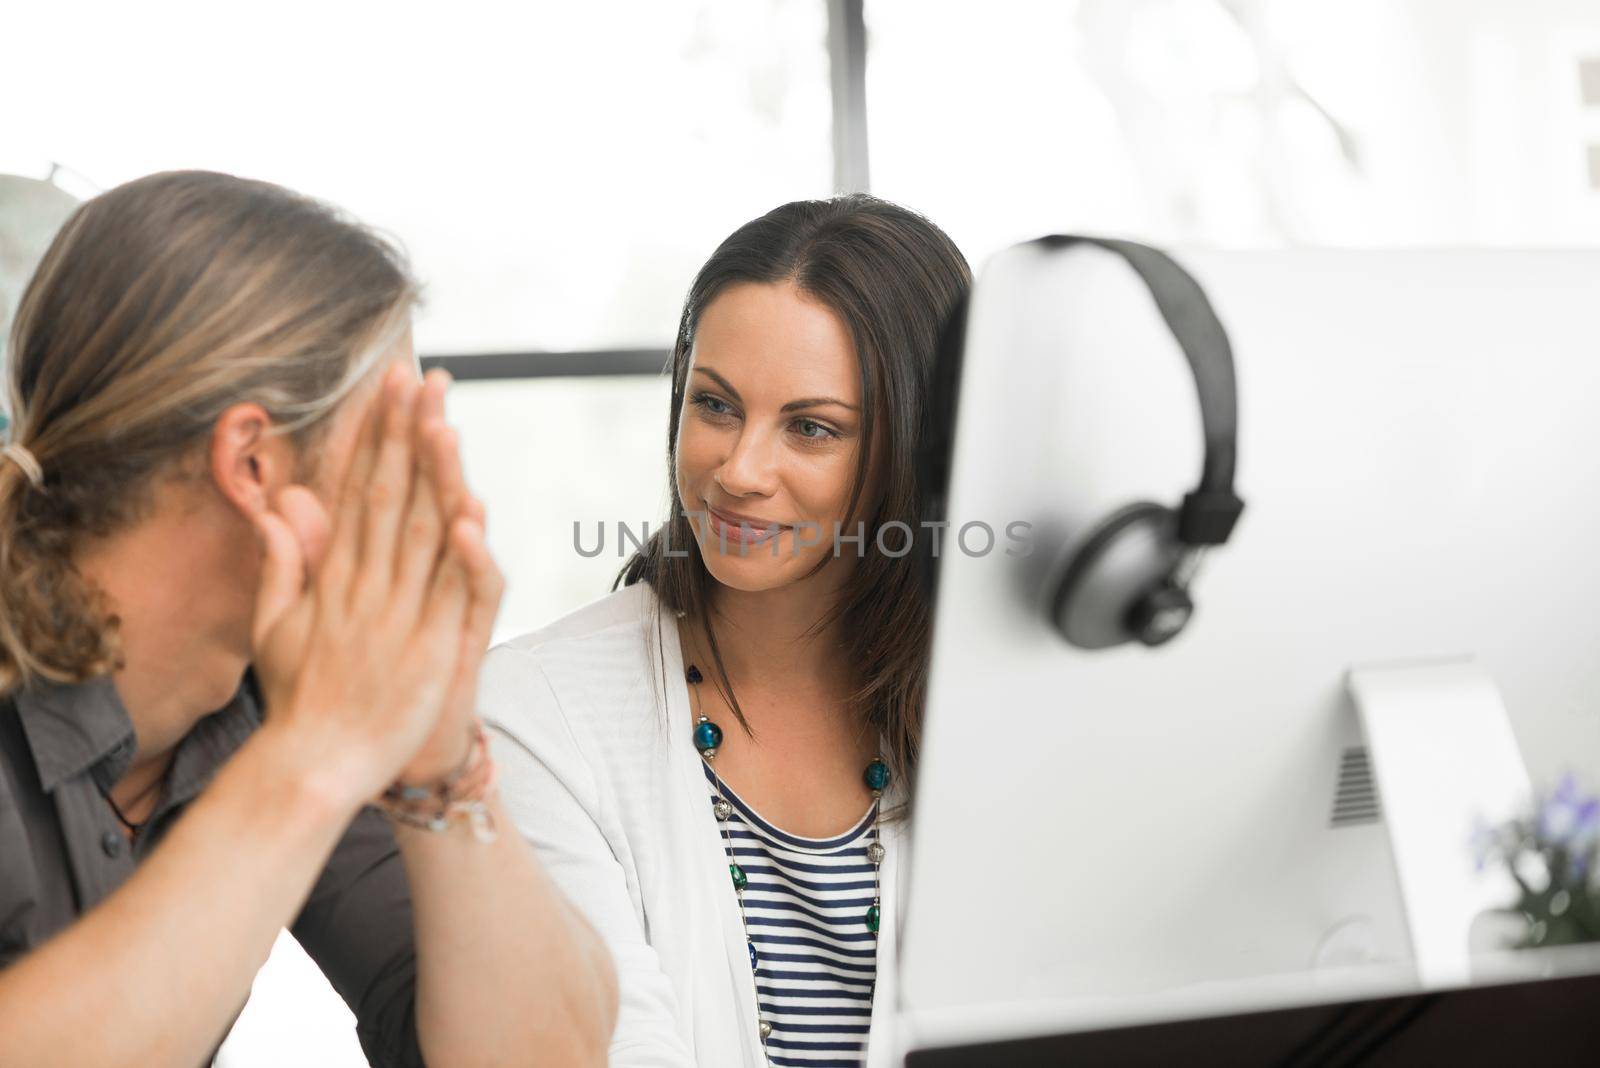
[693,720,723,752]
[864,759,891,792]
[748,940,759,969]
[686,664,703,684]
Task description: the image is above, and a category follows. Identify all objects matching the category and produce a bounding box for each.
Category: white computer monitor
[897,243,1600,1055]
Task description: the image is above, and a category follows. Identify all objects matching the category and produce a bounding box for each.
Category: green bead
[694,720,724,753]
[730,863,748,891]
[864,759,891,793]
[865,903,881,933]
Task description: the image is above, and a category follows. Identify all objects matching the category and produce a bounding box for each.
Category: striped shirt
[704,763,880,1068]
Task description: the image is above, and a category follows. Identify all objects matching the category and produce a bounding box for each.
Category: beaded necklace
[685,661,891,1057]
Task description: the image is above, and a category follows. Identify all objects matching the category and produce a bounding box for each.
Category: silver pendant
[867,841,886,865]
[713,798,733,821]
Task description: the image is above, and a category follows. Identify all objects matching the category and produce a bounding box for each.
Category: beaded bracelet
[376,720,499,843]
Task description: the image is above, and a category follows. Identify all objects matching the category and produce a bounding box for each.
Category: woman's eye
[692,392,734,417]
[793,418,838,441]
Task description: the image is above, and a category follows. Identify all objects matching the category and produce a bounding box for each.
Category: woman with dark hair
[0,171,616,1066]
[482,194,970,1066]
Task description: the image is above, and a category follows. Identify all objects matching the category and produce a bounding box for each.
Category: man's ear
[209,403,297,520]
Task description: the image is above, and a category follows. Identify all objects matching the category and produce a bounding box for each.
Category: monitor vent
[1581,56,1600,107]
[1330,745,1382,827]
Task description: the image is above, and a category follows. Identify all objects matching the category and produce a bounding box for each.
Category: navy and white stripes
[706,764,879,1068]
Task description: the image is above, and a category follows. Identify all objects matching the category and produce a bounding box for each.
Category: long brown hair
[0,170,417,695]
[619,194,970,789]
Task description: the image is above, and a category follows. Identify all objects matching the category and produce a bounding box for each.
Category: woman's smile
[704,503,789,546]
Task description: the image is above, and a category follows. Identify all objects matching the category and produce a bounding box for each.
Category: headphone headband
[1030,236,1244,546]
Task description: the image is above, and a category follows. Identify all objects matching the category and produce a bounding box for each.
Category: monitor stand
[1345,658,1532,987]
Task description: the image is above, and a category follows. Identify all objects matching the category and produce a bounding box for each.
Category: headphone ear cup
[1049,502,1184,650]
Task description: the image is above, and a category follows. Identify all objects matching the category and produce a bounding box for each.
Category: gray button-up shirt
[0,674,422,1067]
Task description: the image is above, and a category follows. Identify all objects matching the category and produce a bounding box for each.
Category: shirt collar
[14,675,137,793]
[14,671,261,796]
[165,678,260,810]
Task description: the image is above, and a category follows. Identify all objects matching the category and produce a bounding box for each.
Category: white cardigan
[480,583,905,1067]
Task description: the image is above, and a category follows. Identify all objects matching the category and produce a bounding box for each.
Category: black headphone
[919,236,1245,651]
[1040,236,1244,649]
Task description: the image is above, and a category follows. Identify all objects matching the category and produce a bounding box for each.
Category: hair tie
[1,443,45,490]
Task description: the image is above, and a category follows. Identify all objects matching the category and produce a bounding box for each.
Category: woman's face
[675,280,871,595]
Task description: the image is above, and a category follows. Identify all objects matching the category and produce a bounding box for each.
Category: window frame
[421,0,871,384]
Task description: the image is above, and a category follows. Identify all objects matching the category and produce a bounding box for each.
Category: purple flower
[1536,774,1600,850]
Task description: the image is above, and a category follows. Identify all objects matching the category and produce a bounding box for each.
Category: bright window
[1,0,832,355]
[867,0,1600,266]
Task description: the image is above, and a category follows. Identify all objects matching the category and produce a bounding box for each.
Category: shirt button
[101,831,123,858]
